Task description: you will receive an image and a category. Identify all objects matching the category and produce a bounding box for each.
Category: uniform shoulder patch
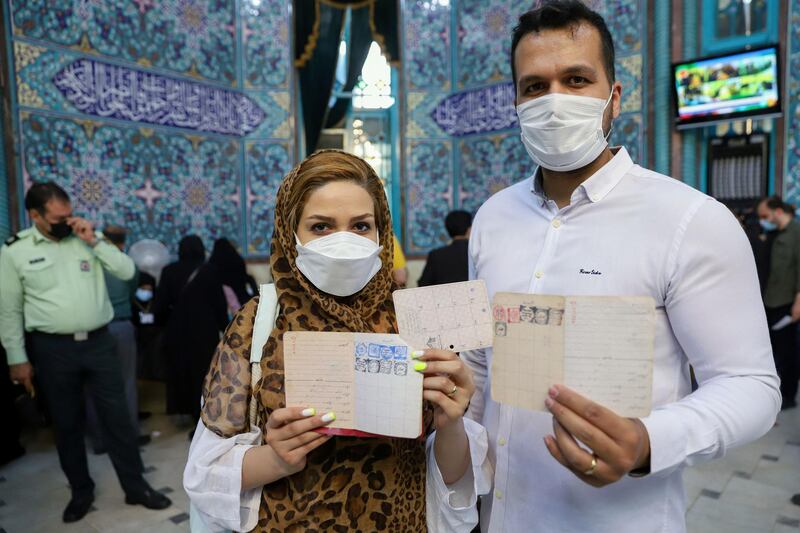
[4,234,21,246]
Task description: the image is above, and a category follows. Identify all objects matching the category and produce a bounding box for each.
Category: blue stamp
[368,343,381,358]
[393,346,408,360]
[380,345,393,360]
[355,343,368,357]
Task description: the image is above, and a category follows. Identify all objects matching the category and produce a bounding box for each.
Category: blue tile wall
[785,0,800,206]
[401,0,647,255]
[3,0,294,257]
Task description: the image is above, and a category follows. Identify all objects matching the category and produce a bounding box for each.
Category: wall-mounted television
[672,45,781,129]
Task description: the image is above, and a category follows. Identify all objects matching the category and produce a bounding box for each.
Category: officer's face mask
[294,231,383,297]
[48,221,73,240]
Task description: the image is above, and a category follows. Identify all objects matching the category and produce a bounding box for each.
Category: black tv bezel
[671,44,782,130]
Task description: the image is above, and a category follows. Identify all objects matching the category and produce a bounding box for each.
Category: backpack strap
[248,283,279,428]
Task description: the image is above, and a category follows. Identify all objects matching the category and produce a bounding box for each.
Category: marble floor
[0,381,799,533]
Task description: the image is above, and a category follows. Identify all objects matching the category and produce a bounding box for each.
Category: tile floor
[0,381,799,532]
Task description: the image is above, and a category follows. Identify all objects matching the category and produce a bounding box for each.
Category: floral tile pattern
[5,0,294,257]
[784,0,800,206]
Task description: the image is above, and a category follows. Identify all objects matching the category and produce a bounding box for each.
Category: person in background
[152,235,205,326]
[757,195,800,409]
[210,238,258,318]
[153,235,206,419]
[392,234,408,287]
[0,182,170,523]
[132,272,162,383]
[418,210,472,287]
[463,2,780,531]
[85,225,149,454]
[162,238,239,432]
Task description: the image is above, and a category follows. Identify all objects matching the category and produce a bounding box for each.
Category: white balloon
[128,239,171,284]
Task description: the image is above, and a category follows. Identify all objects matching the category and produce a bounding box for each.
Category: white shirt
[464,147,780,533]
[183,417,492,532]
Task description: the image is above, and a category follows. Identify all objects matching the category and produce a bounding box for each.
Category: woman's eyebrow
[306,214,336,223]
[350,213,375,222]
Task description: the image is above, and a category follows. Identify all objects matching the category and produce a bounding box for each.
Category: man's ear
[611,81,622,120]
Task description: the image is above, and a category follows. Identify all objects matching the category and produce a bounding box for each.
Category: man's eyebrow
[560,65,597,77]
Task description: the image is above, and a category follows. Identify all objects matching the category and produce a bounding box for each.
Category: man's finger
[546,397,621,460]
[549,385,629,437]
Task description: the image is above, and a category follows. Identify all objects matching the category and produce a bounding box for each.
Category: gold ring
[583,454,598,476]
[447,385,458,397]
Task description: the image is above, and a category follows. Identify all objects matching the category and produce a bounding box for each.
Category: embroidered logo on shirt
[579,268,602,275]
[28,257,45,265]
[80,260,90,272]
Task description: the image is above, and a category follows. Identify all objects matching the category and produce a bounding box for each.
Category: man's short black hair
[510,0,616,90]
[761,195,795,216]
[445,210,472,238]
[24,181,70,213]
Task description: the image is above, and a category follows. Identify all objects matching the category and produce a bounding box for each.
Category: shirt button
[535,271,543,279]
[495,489,503,500]
[552,219,561,228]
[498,437,507,446]
[591,195,600,202]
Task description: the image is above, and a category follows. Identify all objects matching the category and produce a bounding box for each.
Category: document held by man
[490,293,655,418]
[284,331,423,439]
[392,280,494,353]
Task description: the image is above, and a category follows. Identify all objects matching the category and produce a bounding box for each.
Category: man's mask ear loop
[602,89,615,141]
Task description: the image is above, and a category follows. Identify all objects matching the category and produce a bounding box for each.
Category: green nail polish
[414,362,427,372]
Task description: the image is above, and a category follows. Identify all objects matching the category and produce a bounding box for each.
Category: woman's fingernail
[548,386,559,398]
[301,408,316,417]
[414,362,427,372]
[411,350,425,359]
[545,397,554,408]
[321,412,336,423]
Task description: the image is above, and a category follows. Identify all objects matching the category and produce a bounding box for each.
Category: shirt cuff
[640,408,689,476]
[428,418,492,512]
[5,346,28,366]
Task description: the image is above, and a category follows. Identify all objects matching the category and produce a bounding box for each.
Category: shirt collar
[529,146,634,204]
[31,225,49,244]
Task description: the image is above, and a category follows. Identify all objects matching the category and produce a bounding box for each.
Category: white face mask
[136,288,153,302]
[295,231,383,297]
[517,91,613,172]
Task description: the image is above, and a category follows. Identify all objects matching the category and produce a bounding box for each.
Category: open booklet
[490,293,655,418]
[284,332,424,439]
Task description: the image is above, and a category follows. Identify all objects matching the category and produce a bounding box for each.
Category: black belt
[31,325,109,341]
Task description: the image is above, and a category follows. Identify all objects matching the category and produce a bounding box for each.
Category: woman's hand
[413,349,474,430]
[265,406,335,476]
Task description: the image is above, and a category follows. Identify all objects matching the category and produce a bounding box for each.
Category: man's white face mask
[295,231,383,297]
[516,91,614,172]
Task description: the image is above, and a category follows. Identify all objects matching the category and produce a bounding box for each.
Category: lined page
[393,280,493,352]
[353,333,423,439]
[491,293,565,411]
[283,332,355,429]
[563,296,655,418]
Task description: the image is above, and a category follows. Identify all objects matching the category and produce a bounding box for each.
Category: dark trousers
[28,329,148,498]
[766,305,799,405]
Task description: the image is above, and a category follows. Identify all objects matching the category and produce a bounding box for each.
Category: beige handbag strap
[248,284,279,428]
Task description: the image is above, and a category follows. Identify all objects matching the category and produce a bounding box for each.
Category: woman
[184,151,487,532]
[208,238,258,317]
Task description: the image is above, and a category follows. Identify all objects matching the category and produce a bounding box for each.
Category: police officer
[0,182,171,523]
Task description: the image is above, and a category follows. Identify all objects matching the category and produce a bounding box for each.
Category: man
[0,182,171,523]
[462,2,780,532]
[418,210,472,287]
[757,195,800,409]
[85,225,151,454]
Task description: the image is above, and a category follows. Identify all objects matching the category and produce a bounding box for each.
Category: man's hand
[9,362,35,397]
[543,384,650,487]
[791,294,800,322]
[67,217,96,246]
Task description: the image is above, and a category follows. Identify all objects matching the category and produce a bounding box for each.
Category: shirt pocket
[20,257,57,292]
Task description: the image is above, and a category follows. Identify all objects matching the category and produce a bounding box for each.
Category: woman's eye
[311,223,329,233]
[353,222,371,232]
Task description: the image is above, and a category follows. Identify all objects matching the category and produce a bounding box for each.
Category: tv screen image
[673,46,780,128]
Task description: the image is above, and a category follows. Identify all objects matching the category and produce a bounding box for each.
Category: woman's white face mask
[295,231,383,297]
